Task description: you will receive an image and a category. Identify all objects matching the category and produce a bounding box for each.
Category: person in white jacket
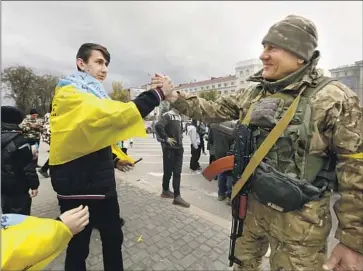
[118,138,133,154]
[188,120,201,171]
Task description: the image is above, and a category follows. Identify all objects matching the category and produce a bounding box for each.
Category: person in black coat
[1,106,40,215]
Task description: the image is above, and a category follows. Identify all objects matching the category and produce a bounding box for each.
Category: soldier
[19,108,43,144]
[19,108,44,167]
[152,15,363,271]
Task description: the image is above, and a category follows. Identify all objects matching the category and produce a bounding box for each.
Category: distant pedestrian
[188,119,201,171]
[155,108,190,208]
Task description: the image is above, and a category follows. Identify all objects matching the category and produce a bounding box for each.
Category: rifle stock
[201,155,234,181]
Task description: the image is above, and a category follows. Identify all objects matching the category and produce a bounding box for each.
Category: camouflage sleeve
[310,82,363,254]
[42,114,51,145]
[19,118,32,133]
[171,88,253,124]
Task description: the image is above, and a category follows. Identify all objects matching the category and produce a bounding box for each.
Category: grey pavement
[32,134,339,270]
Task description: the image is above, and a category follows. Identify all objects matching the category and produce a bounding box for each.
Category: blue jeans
[218,173,233,197]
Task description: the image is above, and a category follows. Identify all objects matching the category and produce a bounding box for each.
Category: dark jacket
[50,89,163,198]
[208,121,235,159]
[1,123,39,195]
[155,109,183,150]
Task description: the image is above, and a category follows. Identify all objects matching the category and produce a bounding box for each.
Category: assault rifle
[202,123,253,267]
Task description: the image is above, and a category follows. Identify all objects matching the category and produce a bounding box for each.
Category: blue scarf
[57,71,110,99]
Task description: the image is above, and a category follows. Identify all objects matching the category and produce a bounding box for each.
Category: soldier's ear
[297,59,304,65]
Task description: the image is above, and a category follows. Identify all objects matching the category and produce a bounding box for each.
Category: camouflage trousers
[233,193,332,271]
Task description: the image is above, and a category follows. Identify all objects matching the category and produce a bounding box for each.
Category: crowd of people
[2,13,362,271]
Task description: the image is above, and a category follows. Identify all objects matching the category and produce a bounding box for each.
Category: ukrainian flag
[49,82,146,165]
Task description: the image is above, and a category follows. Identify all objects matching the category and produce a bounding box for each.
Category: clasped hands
[150,73,179,103]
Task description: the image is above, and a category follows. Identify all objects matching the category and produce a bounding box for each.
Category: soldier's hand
[323,243,363,271]
[59,205,89,235]
[166,138,176,146]
[165,90,179,103]
[116,160,134,172]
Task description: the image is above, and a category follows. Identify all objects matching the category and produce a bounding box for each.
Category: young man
[153,15,363,271]
[1,106,39,215]
[49,43,174,271]
[155,108,190,207]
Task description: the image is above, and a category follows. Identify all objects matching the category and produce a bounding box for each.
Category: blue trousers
[218,173,233,197]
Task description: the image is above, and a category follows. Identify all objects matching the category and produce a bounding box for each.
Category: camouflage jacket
[41,113,51,145]
[19,115,44,140]
[171,58,363,254]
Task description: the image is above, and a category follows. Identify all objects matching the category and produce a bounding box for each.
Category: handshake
[150,73,179,103]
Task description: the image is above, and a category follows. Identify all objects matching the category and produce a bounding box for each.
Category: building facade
[174,58,263,96]
[235,59,263,90]
[174,75,237,95]
[329,60,363,104]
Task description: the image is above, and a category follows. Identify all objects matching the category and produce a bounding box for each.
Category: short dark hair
[76,43,111,71]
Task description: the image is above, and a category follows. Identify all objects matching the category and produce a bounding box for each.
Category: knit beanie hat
[1,106,25,124]
[29,108,39,115]
[262,15,318,61]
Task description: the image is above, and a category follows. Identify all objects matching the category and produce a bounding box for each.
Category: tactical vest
[240,77,337,188]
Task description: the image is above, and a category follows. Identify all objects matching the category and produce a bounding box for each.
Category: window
[231,82,235,86]
[218,84,221,87]
[218,91,222,94]
[201,86,204,90]
[239,71,243,76]
[212,85,215,88]
[240,80,244,84]
[246,69,249,74]
[224,90,228,94]
[206,86,209,89]
[224,83,228,87]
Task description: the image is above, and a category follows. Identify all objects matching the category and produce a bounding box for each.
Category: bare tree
[1,66,58,115]
[31,74,58,114]
[2,66,37,113]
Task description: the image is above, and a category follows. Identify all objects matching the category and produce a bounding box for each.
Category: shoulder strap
[231,84,309,200]
[303,76,337,100]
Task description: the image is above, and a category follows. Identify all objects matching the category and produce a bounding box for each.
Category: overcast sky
[2,1,362,92]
